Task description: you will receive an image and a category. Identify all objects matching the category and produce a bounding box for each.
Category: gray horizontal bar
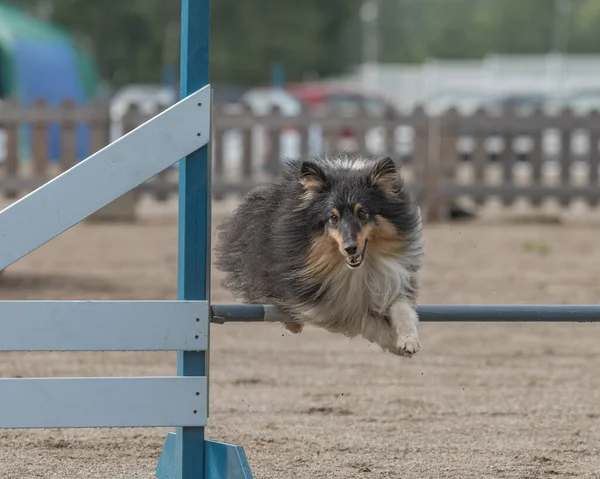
[417,305,600,322]
[0,300,208,351]
[211,304,289,324]
[211,304,600,323]
[0,377,207,428]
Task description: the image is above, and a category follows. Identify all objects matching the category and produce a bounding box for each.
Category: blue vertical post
[158,0,254,476]
[177,0,210,477]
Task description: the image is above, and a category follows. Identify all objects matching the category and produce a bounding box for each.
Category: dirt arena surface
[1,199,600,478]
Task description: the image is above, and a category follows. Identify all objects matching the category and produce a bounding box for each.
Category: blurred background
[1,0,600,221]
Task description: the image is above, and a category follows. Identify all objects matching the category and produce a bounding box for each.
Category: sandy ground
[1,198,600,479]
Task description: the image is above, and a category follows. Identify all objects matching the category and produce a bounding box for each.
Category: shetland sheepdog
[215,154,424,357]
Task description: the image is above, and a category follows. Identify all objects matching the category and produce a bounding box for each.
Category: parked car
[238,87,322,167]
[109,84,177,142]
[238,84,409,165]
[484,92,550,115]
[422,90,490,116]
[288,83,411,161]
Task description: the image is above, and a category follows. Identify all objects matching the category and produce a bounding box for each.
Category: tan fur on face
[328,226,346,255]
[357,224,371,251]
[303,216,403,283]
[302,230,344,283]
[361,216,403,257]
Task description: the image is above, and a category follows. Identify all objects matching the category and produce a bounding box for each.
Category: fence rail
[1,98,600,221]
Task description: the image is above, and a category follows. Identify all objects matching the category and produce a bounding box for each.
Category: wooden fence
[1,98,600,221]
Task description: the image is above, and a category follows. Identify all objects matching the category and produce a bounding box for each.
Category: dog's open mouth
[345,240,368,269]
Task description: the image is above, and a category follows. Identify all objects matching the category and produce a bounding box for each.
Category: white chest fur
[303,255,414,333]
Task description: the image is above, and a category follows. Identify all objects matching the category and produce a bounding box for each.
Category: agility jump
[0,0,598,478]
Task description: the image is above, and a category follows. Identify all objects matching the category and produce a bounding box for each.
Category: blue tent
[0,4,101,162]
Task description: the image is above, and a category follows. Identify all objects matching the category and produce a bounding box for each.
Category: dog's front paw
[394,335,420,356]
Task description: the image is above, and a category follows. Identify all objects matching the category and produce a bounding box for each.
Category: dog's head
[298,156,406,273]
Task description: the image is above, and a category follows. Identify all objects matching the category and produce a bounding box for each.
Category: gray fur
[215,154,424,356]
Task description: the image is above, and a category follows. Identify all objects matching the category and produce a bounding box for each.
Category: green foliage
[7,0,361,86]
[476,0,557,53]
[210,0,361,84]
[5,0,600,87]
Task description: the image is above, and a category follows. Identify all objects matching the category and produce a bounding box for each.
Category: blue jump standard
[157,434,253,479]
[155,0,254,477]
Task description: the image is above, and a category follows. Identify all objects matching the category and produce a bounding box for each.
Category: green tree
[6,0,600,88]
[475,0,558,54]
[570,0,600,53]
[210,0,361,84]
[7,0,361,86]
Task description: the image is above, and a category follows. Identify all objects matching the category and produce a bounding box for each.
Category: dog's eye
[357,210,367,220]
[329,214,339,225]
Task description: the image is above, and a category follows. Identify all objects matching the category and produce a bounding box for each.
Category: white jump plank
[0,377,207,428]
[0,300,208,351]
[0,85,211,270]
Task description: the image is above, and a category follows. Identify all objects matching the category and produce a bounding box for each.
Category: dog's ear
[300,160,326,193]
[370,157,399,194]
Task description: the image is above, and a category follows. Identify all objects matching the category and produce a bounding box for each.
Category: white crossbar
[0,377,207,428]
[0,85,211,270]
[0,300,209,351]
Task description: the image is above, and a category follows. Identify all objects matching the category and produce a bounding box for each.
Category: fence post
[241,103,253,185]
[89,98,110,155]
[383,105,398,163]
[87,104,141,222]
[558,107,573,208]
[32,98,48,179]
[472,108,487,196]
[439,108,459,213]
[2,98,19,198]
[212,104,225,200]
[501,109,517,207]
[354,103,368,155]
[529,108,544,207]
[153,104,171,202]
[589,110,600,207]
[266,105,282,176]
[298,104,310,159]
[412,106,437,221]
[319,106,337,154]
[59,99,77,172]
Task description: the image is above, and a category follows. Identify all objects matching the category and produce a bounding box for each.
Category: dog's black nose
[344,244,358,256]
